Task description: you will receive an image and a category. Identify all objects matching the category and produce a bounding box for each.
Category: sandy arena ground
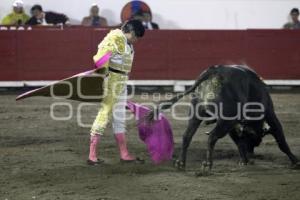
[0,91,300,200]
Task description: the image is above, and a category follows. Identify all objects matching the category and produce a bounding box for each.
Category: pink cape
[126,101,174,164]
[16,68,174,164]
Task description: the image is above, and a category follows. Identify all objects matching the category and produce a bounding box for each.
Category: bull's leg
[266,110,299,166]
[229,131,249,165]
[203,120,235,171]
[174,116,202,170]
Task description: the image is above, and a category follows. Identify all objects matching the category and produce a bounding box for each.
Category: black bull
[151,65,299,171]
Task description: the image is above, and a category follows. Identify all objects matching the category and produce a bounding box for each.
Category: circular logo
[121,1,151,22]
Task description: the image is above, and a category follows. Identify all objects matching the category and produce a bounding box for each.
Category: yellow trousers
[90,72,128,135]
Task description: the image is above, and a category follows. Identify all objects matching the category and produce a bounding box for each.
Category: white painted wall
[0,0,299,29]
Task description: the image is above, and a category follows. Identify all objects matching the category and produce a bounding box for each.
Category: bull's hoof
[239,161,247,167]
[173,159,185,171]
[238,161,248,167]
[198,161,212,176]
[201,161,212,168]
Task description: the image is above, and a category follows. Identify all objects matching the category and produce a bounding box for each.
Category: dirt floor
[0,91,300,200]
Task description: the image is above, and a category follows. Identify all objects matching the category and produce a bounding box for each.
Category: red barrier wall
[0,28,299,81]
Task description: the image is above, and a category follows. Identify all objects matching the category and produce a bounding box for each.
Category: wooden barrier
[0,28,299,81]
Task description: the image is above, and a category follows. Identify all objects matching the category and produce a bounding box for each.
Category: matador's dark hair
[121,19,145,38]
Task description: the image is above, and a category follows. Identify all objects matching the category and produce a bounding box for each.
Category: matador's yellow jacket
[90,29,134,134]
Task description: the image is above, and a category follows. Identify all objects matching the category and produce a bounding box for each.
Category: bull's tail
[143,66,217,123]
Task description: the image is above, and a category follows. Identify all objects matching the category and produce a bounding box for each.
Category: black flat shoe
[87,159,104,166]
[120,157,145,164]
